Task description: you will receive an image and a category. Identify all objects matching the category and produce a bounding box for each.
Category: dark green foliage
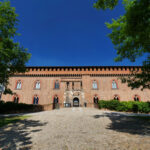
[121,59,150,90]
[117,101,133,112]
[106,99,120,110]
[0,100,5,104]
[0,1,31,94]
[136,101,150,113]
[98,100,107,109]
[94,0,150,90]
[0,101,44,114]
[93,0,118,10]
[132,104,138,113]
[98,100,150,113]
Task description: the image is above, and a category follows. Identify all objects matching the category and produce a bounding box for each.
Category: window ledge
[92,88,99,90]
[34,88,41,90]
[112,88,119,90]
[53,88,60,90]
[15,88,22,90]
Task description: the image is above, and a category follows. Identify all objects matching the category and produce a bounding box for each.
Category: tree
[94,0,150,90]
[0,1,31,94]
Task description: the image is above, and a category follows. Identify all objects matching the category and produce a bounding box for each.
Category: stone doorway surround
[73,97,79,107]
[63,90,85,107]
[62,78,86,107]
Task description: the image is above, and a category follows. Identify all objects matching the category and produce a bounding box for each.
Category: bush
[132,104,138,113]
[98,100,107,109]
[0,101,44,114]
[136,101,150,113]
[116,102,128,112]
[107,100,120,110]
[98,100,150,114]
[0,100,5,104]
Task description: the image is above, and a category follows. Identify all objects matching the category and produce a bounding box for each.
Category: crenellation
[2,66,149,109]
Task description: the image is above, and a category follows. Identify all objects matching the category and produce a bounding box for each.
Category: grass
[0,115,29,128]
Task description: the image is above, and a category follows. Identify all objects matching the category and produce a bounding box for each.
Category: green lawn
[0,115,29,127]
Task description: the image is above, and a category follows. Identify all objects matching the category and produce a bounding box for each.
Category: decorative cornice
[26,66,141,70]
[12,74,131,77]
[12,66,141,76]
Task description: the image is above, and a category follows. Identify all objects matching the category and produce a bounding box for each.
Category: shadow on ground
[0,116,47,150]
[93,112,150,136]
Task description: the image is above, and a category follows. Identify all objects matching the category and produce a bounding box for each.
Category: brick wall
[2,66,150,109]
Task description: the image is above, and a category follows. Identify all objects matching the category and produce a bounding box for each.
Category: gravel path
[0,108,150,150]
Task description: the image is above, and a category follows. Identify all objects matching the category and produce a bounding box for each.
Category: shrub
[98,100,150,114]
[0,101,44,114]
[0,100,5,104]
[107,100,120,110]
[132,103,138,113]
[136,101,150,113]
[116,102,128,112]
[98,100,107,109]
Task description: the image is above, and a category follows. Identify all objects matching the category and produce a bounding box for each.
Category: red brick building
[2,66,150,109]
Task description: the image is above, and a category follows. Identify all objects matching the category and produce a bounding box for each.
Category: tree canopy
[94,0,150,90]
[0,1,31,94]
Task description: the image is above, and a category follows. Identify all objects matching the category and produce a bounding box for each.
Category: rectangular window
[54,81,60,89]
[16,81,22,89]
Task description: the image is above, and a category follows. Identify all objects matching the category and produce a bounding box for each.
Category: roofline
[26,66,142,68]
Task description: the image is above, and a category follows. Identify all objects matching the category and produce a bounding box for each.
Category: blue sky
[11,0,144,66]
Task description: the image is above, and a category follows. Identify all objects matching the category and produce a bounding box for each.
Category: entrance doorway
[73,97,79,107]
[53,95,59,109]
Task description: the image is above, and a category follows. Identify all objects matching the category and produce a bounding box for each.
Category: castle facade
[2,66,150,109]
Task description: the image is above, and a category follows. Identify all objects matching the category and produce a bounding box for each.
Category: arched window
[35,81,40,89]
[53,95,59,103]
[66,82,69,89]
[92,80,97,89]
[54,80,59,89]
[114,95,119,101]
[134,95,140,101]
[53,95,59,109]
[33,95,39,104]
[93,95,99,104]
[112,80,117,89]
[16,81,22,89]
[14,95,19,103]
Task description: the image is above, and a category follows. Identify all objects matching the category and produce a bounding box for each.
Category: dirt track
[0,108,150,150]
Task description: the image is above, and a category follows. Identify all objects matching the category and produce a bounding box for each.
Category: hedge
[0,100,44,114]
[98,100,150,113]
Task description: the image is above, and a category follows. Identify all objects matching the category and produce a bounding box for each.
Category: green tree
[0,1,31,94]
[94,0,150,90]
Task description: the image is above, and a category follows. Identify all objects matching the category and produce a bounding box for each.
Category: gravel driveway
[0,108,150,150]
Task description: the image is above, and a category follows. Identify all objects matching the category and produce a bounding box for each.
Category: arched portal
[14,95,19,103]
[73,97,79,107]
[53,95,59,109]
